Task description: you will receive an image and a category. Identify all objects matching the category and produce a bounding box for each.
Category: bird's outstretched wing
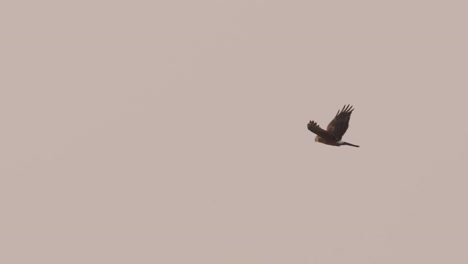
[308,121,336,140]
[326,104,354,140]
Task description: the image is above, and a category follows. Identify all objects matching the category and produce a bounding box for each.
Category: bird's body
[307,104,359,148]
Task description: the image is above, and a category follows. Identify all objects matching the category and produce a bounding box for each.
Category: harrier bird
[307,104,359,147]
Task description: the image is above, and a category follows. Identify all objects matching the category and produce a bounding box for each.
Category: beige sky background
[1,0,467,263]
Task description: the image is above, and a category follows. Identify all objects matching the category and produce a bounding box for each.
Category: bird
[307,104,359,147]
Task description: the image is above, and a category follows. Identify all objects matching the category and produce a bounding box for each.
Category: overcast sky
[1,1,467,263]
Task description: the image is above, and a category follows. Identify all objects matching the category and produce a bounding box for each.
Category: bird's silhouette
[307,104,359,147]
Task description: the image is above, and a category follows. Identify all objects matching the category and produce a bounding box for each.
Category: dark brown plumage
[307,104,359,147]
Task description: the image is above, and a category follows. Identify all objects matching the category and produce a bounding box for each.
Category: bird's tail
[342,142,360,147]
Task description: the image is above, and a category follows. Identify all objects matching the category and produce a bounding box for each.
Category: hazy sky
[1,1,467,263]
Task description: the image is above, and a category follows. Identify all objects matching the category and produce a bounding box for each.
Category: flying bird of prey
[307,104,359,147]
